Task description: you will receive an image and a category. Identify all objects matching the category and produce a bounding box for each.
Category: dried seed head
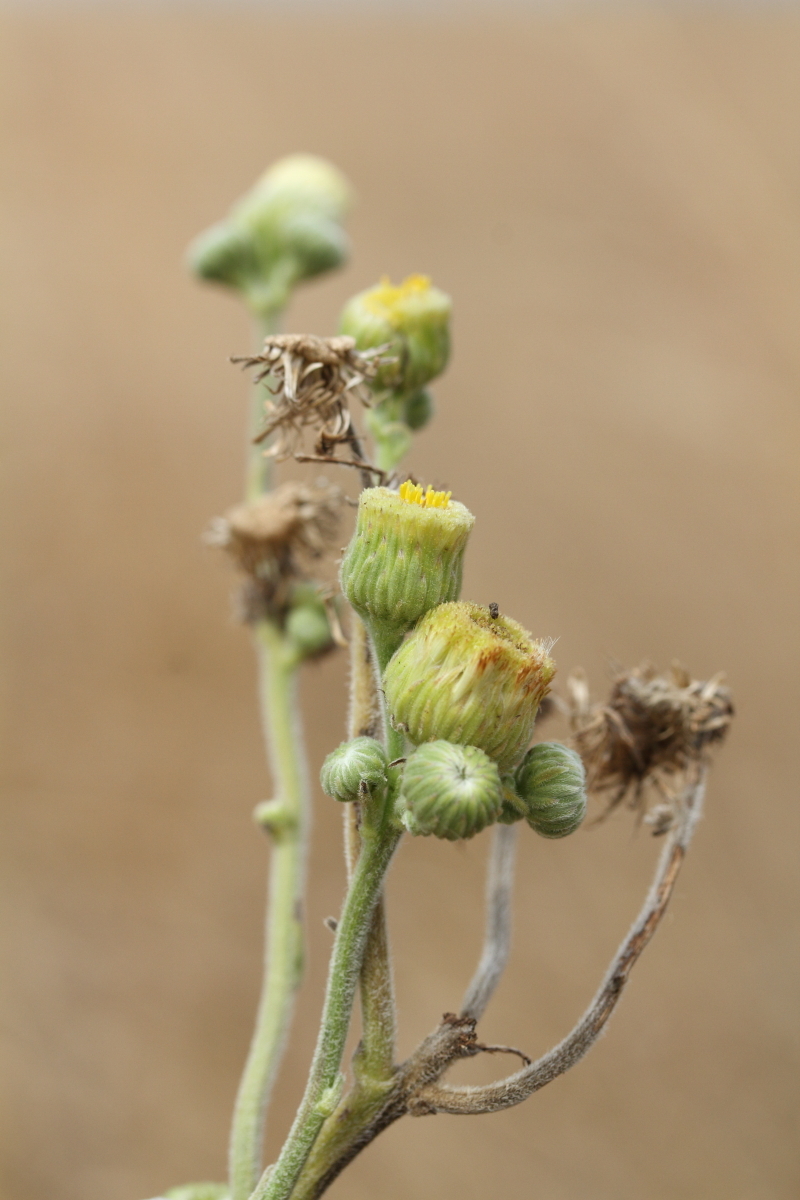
[232,334,394,461]
[567,662,733,819]
[207,480,343,619]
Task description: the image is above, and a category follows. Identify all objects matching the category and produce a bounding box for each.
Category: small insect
[488,602,500,619]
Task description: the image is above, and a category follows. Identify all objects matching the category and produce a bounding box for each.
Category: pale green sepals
[398,742,503,841]
[514,742,587,839]
[320,737,389,803]
[339,488,474,640]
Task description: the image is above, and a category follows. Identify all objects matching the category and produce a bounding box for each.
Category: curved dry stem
[414,766,707,1115]
[461,823,518,1022]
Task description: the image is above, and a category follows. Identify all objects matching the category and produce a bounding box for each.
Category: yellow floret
[399,480,452,509]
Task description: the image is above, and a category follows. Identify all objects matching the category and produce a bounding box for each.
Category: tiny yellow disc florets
[364,275,432,322]
[399,480,452,509]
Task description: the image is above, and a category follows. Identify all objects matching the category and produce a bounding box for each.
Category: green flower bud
[514,742,587,839]
[403,388,435,431]
[339,483,474,640]
[339,275,451,395]
[384,601,555,773]
[320,737,388,803]
[187,154,352,316]
[284,585,333,660]
[399,741,503,840]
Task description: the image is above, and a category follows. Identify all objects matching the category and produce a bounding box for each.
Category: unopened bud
[339,483,474,640]
[399,741,503,840]
[384,601,555,772]
[188,154,352,317]
[320,737,389,803]
[339,275,451,395]
[513,742,587,839]
[285,586,333,659]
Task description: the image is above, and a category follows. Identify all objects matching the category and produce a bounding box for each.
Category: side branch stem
[415,767,707,1114]
[228,622,309,1200]
[460,823,518,1022]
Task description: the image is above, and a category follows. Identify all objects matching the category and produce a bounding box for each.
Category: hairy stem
[461,823,518,1022]
[346,614,397,1084]
[251,819,402,1200]
[228,622,309,1200]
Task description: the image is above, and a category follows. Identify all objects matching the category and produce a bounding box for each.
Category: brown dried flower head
[207,480,343,619]
[232,334,393,461]
[567,662,733,822]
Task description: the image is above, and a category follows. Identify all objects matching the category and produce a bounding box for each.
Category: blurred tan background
[2,5,799,1199]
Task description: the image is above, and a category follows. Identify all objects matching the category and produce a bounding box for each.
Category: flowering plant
[156,155,733,1200]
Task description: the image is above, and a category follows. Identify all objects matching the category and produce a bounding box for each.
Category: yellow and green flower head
[188,154,352,316]
[383,601,556,773]
[339,275,451,395]
[399,741,504,841]
[513,742,587,839]
[339,482,474,638]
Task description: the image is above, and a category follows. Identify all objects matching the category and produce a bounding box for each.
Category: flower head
[384,601,555,772]
[339,483,474,639]
[339,275,451,395]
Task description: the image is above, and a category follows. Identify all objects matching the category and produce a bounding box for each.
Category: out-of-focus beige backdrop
[2,6,798,1199]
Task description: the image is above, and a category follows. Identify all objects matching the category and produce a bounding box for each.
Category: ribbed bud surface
[339,487,474,636]
[384,601,555,772]
[400,741,503,840]
[320,737,388,803]
[514,742,587,838]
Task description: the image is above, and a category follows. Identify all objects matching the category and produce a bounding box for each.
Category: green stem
[245,309,280,501]
[252,820,402,1200]
[228,622,309,1200]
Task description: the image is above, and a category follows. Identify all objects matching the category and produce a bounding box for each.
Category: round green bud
[339,483,474,638]
[339,275,451,395]
[320,737,389,803]
[403,388,435,431]
[514,742,587,839]
[285,598,332,660]
[187,155,352,314]
[399,741,503,841]
[384,601,556,773]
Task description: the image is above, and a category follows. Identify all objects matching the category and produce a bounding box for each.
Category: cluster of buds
[188,155,352,320]
[329,481,588,842]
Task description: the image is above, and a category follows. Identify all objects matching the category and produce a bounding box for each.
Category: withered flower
[207,480,343,620]
[567,662,733,825]
[232,334,392,460]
